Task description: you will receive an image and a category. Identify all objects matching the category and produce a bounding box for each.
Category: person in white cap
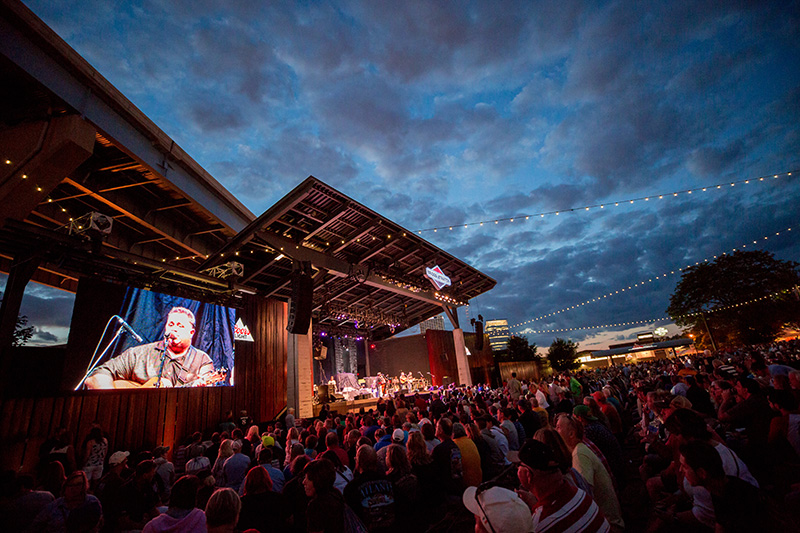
[96,450,130,531]
[463,485,532,533]
[377,428,406,470]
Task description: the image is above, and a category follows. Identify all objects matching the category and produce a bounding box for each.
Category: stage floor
[313,397,379,416]
[312,390,434,417]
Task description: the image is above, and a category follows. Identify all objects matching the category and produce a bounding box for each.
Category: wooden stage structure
[0,0,495,474]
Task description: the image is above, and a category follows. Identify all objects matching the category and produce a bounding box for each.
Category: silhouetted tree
[505,335,539,362]
[667,250,800,346]
[547,338,579,371]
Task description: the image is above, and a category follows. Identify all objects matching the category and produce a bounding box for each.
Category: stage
[313,397,379,416]
[312,390,434,417]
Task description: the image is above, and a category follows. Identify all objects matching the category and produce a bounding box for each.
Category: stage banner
[234,318,254,342]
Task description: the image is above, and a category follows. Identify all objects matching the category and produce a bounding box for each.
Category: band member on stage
[84,307,215,389]
[376,373,387,396]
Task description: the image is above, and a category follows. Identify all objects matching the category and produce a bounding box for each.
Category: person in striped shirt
[515,439,610,532]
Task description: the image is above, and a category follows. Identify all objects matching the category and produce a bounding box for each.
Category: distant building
[420,315,445,334]
[485,319,510,352]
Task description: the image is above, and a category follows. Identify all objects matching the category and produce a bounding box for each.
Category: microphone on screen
[114,315,144,343]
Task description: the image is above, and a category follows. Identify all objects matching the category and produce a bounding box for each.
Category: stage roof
[0,0,495,341]
[198,176,497,339]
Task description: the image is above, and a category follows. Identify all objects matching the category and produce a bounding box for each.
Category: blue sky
[5,0,800,350]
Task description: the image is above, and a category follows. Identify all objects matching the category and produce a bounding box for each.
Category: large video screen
[81,287,235,390]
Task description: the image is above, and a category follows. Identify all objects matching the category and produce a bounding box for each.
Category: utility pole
[699,312,717,352]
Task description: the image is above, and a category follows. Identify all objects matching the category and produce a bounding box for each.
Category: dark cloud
[32,328,59,343]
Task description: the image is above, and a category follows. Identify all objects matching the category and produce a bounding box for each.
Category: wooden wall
[0,293,288,474]
[498,361,542,383]
[425,330,495,387]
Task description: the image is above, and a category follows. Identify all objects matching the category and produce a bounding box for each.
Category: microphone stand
[155,334,169,388]
[75,318,124,390]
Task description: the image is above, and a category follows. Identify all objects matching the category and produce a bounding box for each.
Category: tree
[667,250,800,346]
[504,335,539,362]
[0,297,35,347]
[13,315,34,347]
[547,338,579,371]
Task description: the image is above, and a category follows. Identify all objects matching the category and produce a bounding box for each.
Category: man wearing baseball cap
[463,485,532,533]
[514,439,610,532]
[96,450,130,531]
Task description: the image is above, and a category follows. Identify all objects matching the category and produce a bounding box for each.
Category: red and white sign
[234,318,254,342]
[425,265,452,290]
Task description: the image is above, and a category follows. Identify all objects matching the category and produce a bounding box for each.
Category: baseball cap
[509,439,560,472]
[262,435,275,447]
[108,451,130,466]
[573,404,598,421]
[392,429,405,442]
[463,486,532,533]
[153,445,170,456]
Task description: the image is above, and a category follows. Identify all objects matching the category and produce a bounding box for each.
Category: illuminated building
[485,319,510,351]
[420,315,445,334]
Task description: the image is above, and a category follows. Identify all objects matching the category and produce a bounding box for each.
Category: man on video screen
[84,307,215,389]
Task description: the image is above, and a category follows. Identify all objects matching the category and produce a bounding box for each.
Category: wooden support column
[287,322,314,419]
[442,305,472,386]
[0,252,42,393]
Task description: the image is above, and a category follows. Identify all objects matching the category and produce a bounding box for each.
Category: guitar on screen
[112,368,228,389]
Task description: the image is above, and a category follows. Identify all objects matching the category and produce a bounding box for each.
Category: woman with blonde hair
[285,427,300,463]
[205,488,241,533]
[212,439,234,485]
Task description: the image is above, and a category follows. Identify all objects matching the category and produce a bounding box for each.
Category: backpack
[343,503,368,533]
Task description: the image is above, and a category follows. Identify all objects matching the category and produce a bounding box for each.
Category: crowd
[2,338,800,532]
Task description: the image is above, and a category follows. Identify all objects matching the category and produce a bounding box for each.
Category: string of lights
[517,289,795,334]
[511,224,796,328]
[414,170,796,234]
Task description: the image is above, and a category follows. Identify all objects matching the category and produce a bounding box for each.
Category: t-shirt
[432,439,464,495]
[344,471,395,531]
[237,490,290,533]
[143,508,207,533]
[712,476,767,533]
[307,490,345,533]
[572,443,624,530]
[120,478,160,524]
[454,436,482,487]
[260,463,286,493]
[519,410,542,440]
[535,389,550,410]
[531,482,610,532]
[222,452,251,491]
[684,440,760,527]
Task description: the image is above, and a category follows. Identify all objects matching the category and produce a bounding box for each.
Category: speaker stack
[475,320,484,350]
[287,268,313,334]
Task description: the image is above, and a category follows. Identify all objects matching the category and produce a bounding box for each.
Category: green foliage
[501,335,539,362]
[667,250,800,346]
[13,315,34,347]
[547,338,579,371]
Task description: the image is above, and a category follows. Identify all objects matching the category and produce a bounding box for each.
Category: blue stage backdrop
[110,287,236,382]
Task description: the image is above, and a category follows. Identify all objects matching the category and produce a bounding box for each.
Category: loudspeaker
[287,270,313,334]
[475,321,484,350]
[316,384,330,403]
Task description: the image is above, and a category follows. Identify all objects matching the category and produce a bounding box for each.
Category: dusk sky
[5,0,800,351]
